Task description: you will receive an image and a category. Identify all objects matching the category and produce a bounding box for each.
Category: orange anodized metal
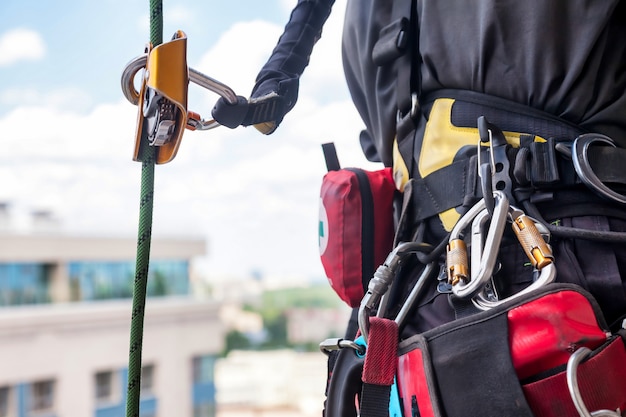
[133,30,189,164]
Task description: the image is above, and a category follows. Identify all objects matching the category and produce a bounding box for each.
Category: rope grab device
[121,29,239,164]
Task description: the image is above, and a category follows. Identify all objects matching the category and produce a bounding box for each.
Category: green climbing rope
[126,1,161,416]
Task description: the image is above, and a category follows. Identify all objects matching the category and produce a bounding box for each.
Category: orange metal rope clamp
[121,30,238,164]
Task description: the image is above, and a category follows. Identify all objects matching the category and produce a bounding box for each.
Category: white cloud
[0,87,93,112]
[279,0,297,14]
[0,28,46,67]
[192,20,283,104]
[135,4,194,38]
[0,0,375,280]
[166,4,194,26]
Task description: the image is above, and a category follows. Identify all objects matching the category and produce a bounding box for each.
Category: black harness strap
[372,0,419,173]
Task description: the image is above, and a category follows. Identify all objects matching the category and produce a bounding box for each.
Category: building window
[192,355,215,384]
[0,263,49,306]
[68,260,189,301]
[140,365,155,397]
[94,370,115,403]
[192,355,216,417]
[30,379,55,413]
[193,403,216,417]
[0,386,12,417]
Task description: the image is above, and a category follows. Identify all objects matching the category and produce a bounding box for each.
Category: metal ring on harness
[572,134,626,206]
[319,338,365,356]
[566,347,622,417]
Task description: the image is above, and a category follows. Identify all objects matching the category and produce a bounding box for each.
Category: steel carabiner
[472,207,556,310]
[121,53,238,131]
[358,242,433,342]
[566,347,622,417]
[449,191,510,299]
[572,134,626,206]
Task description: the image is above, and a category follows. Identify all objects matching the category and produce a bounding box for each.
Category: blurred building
[215,350,327,417]
[285,308,352,346]
[0,231,222,417]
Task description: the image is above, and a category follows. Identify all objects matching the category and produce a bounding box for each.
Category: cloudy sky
[0,0,379,284]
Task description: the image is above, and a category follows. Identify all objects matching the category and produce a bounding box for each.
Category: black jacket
[342,0,626,166]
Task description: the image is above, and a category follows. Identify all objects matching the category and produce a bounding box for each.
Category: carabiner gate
[449,191,509,299]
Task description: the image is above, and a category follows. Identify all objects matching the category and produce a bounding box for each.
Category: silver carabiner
[572,134,626,206]
[358,242,433,342]
[451,191,510,299]
[567,347,622,417]
[472,207,556,310]
[446,198,487,288]
[121,54,238,130]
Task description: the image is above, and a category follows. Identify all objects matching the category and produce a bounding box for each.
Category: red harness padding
[523,336,626,417]
[396,286,626,417]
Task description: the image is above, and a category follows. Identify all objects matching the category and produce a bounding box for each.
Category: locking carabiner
[472,207,556,310]
[358,242,433,342]
[448,191,510,299]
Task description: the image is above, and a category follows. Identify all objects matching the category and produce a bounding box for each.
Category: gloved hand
[211,0,335,134]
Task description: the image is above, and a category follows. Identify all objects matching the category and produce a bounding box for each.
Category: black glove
[212,0,335,134]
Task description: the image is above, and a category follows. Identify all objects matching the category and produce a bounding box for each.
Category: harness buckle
[572,134,626,205]
[319,338,365,356]
[478,116,515,205]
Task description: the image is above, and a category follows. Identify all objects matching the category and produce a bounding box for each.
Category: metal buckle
[396,92,419,124]
[319,338,365,356]
[566,347,621,417]
[572,134,626,205]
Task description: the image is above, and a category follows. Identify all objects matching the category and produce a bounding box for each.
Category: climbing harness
[120,3,238,417]
[322,113,626,417]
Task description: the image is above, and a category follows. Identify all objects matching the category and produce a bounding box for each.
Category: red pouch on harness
[396,284,626,417]
[318,144,396,307]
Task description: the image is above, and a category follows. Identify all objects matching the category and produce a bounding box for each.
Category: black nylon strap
[360,383,393,417]
[370,0,418,174]
[322,142,341,171]
[410,142,626,222]
[411,157,479,222]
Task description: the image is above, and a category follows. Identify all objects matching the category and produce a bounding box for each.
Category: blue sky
[0,0,379,284]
